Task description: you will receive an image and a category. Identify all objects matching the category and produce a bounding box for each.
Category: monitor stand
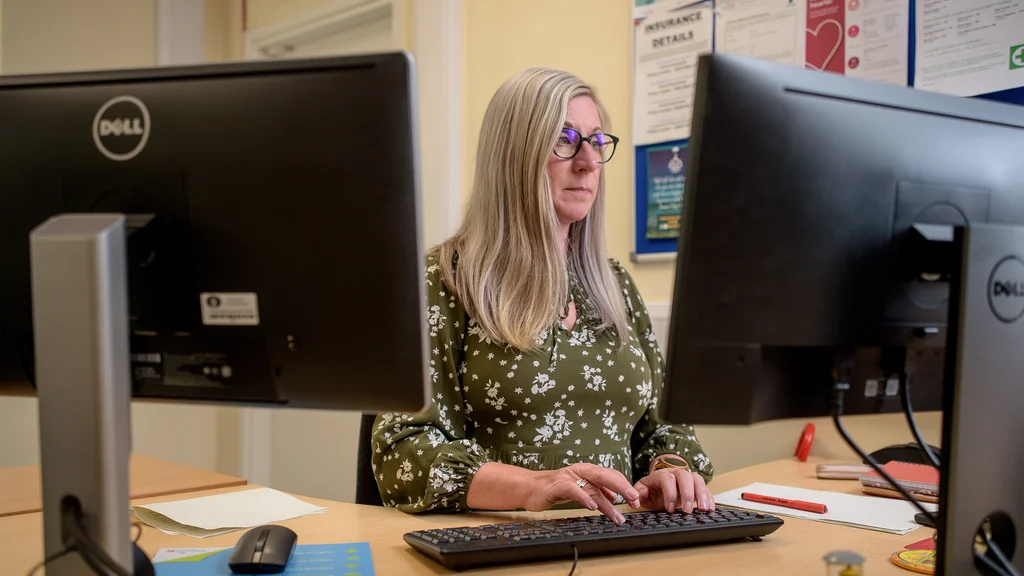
[30,214,144,575]
[938,223,1024,574]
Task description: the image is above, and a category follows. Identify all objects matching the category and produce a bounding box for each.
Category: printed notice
[915,0,1024,96]
[806,0,909,85]
[645,144,687,239]
[632,1,714,145]
[845,0,910,85]
[717,0,805,66]
[200,292,260,326]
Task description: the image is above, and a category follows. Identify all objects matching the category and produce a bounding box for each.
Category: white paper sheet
[715,482,937,534]
[130,487,327,538]
[914,0,1024,96]
[716,0,805,66]
[844,0,910,85]
[632,0,714,145]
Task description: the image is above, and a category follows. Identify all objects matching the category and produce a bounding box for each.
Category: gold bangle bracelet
[652,455,690,471]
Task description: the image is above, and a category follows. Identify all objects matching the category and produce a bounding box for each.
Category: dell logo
[92,95,150,161]
[99,117,144,137]
[987,255,1024,323]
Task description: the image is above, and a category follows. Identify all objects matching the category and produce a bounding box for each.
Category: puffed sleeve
[370,254,492,512]
[612,260,715,484]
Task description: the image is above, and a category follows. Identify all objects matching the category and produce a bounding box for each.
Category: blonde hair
[434,68,629,351]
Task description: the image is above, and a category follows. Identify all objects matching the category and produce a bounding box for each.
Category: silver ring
[576,478,589,489]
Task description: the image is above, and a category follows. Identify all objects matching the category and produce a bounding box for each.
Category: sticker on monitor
[200,292,260,326]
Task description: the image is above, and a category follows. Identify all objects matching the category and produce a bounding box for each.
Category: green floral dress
[371,254,713,513]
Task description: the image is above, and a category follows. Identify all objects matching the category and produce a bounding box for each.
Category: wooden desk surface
[1,457,932,575]
[0,454,247,518]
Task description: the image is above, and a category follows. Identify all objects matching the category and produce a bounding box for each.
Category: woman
[371,68,714,524]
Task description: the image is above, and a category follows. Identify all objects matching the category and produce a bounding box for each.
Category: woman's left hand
[633,468,714,513]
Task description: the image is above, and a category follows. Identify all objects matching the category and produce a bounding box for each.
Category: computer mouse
[228,525,297,574]
[865,443,941,466]
[133,542,155,576]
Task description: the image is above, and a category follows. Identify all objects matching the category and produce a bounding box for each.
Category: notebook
[858,461,939,499]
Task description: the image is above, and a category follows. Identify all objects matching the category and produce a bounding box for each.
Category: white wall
[0,0,239,476]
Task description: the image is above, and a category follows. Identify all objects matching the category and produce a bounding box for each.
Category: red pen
[741,492,828,514]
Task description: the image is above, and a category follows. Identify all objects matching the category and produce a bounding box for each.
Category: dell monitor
[663,53,1024,426]
[0,53,429,574]
[664,53,1024,575]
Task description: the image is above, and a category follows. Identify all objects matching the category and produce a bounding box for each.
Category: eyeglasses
[553,128,619,163]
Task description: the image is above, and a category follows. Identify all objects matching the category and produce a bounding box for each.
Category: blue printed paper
[153,543,374,576]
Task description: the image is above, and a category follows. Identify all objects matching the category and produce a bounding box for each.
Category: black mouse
[133,542,155,576]
[228,525,298,574]
[865,442,941,466]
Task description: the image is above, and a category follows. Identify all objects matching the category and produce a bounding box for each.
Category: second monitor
[0,53,428,413]
[664,53,1024,425]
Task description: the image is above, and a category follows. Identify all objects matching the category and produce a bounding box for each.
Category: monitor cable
[26,496,150,576]
[978,528,1019,576]
[900,349,941,469]
[837,377,1020,576]
[901,361,1018,575]
[832,380,937,526]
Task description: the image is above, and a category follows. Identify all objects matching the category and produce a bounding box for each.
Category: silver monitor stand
[31,214,134,575]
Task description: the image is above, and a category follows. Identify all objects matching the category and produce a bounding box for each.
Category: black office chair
[355,413,384,506]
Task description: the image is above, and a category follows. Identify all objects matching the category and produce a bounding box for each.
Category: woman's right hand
[522,463,641,524]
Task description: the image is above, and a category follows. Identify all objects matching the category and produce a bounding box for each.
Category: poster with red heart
[806,0,845,74]
[804,0,909,85]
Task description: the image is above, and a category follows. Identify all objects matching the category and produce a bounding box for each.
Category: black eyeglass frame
[553,128,620,164]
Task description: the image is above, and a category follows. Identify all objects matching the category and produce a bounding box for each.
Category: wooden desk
[0,454,247,518]
[2,457,931,575]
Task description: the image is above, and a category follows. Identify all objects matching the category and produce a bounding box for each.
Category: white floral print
[370,255,714,513]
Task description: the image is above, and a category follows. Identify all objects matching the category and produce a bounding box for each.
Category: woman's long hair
[434,68,628,351]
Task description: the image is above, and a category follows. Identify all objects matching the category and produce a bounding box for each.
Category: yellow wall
[2,0,156,75]
[205,0,245,63]
[0,1,4,73]
[246,0,336,30]
[464,0,676,302]
[240,0,412,54]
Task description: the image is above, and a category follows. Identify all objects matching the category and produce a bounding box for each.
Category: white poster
[845,0,911,85]
[716,0,806,66]
[715,0,909,85]
[804,0,910,85]
[632,1,715,145]
[915,0,1024,96]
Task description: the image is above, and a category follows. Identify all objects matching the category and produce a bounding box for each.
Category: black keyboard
[403,507,784,570]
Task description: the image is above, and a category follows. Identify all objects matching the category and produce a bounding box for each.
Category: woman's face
[547,96,604,238]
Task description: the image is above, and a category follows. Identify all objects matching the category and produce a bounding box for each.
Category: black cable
[61,497,132,576]
[26,546,75,576]
[976,549,1013,576]
[833,382,938,525]
[980,527,1020,576]
[24,515,143,575]
[899,376,941,469]
[74,542,120,576]
[567,544,579,576]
